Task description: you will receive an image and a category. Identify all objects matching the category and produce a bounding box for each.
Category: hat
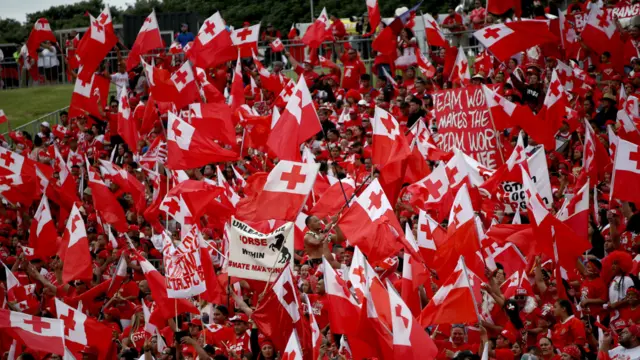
[357,99,368,106]
[472,73,485,81]
[230,314,249,323]
[191,318,202,326]
[561,345,581,360]
[500,329,516,344]
[41,121,50,128]
[348,108,357,114]
[612,318,628,331]
[602,93,617,103]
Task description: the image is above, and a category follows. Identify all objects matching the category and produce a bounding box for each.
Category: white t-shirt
[609,275,635,304]
[112,72,130,99]
[609,345,640,360]
[37,47,59,68]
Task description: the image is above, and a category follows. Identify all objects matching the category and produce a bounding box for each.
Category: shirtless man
[304,215,343,269]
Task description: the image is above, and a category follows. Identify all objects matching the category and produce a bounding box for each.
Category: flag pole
[320,127,351,206]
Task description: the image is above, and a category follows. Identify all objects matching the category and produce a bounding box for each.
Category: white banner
[227,217,294,282]
[163,225,206,298]
[499,147,554,214]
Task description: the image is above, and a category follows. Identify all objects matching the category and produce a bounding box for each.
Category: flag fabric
[372,2,422,56]
[372,107,411,168]
[86,161,128,233]
[0,309,65,355]
[230,51,245,113]
[322,257,361,335]
[231,24,260,58]
[166,112,238,169]
[187,103,236,147]
[117,87,140,153]
[26,18,58,61]
[126,10,163,71]
[449,47,470,84]
[68,73,110,120]
[28,195,57,259]
[302,8,331,49]
[536,70,568,150]
[580,7,625,73]
[0,110,7,125]
[270,37,285,52]
[282,330,304,360]
[487,0,521,16]
[190,12,236,69]
[423,14,447,47]
[55,299,113,360]
[611,139,640,204]
[473,22,558,62]
[75,7,118,81]
[366,0,381,32]
[59,204,92,283]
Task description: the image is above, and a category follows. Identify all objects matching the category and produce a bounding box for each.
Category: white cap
[41,121,50,128]
[357,99,368,106]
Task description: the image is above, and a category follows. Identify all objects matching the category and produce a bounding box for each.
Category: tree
[0,18,28,44]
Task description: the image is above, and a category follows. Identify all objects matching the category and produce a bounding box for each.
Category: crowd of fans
[2,0,640,359]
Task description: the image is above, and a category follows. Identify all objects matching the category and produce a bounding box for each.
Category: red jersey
[307,293,330,330]
[433,340,478,360]
[294,65,320,87]
[551,315,586,349]
[443,14,464,33]
[580,277,608,319]
[121,326,152,352]
[228,331,251,354]
[340,54,367,90]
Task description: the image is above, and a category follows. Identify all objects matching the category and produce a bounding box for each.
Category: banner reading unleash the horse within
[227,217,294,282]
[433,86,504,169]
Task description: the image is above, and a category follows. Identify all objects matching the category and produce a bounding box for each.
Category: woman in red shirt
[539,337,561,360]
[551,299,587,350]
[121,307,152,353]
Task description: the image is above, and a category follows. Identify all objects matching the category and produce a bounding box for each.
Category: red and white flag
[449,47,470,85]
[302,8,331,49]
[86,161,128,233]
[581,7,625,72]
[28,195,57,259]
[0,110,6,125]
[59,204,92,283]
[191,12,236,69]
[187,103,236,146]
[416,51,437,78]
[0,309,65,355]
[282,330,304,360]
[117,87,140,152]
[501,270,534,300]
[322,257,360,335]
[473,22,558,62]
[169,61,200,110]
[337,179,404,264]
[232,24,260,58]
[420,257,482,326]
[372,107,411,168]
[252,264,302,350]
[487,0,521,16]
[267,76,321,161]
[537,70,568,149]
[68,73,110,119]
[166,112,238,169]
[26,18,57,61]
[270,37,285,52]
[55,299,113,360]
[229,51,245,112]
[162,226,206,298]
[388,280,438,360]
[126,10,163,71]
[75,7,118,81]
[557,182,590,242]
[416,210,446,264]
[236,160,319,221]
[423,14,447,47]
[366,0,381,32]
[611,139,640,204]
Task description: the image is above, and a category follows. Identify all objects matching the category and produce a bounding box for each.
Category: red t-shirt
[340,54,366,90]
[580,277,608,319]
[551,315,586,349]
[599,62,616,81]
[433,340,478,360]
[443,14,464,33]
[307,293,330,330]
[294,65,320,87]
[121,326,152,352]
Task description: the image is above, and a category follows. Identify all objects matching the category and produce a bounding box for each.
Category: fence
[0,29,482,90]
[8,107,69,137]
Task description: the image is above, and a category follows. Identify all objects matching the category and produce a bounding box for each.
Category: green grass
[0,84,73,128]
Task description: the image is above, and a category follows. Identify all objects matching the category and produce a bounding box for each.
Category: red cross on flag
[236,160,319,221]
[448,47,470,85]
[26,18,57,62]
[136,254,200,329]
[232,24,260,58]
[557,182,590,241]
[0,309,65,355]
[372,107,411,168]
[321,257,361,335]
[28,195,57,259]
[252,264,302,351]
[581,7,625,73]
[52,145,80,210]
[117,87,140,153]
[431,184,480,277]
[419,257,482,327]
[170,61,200,109]
[608,124,620,159]
[55,299,113,360]
[501,270,535,300]
[267,76,321,161]
[166,112,238,170]
[59,204,92,283]
[612,138,640,204]
[388,279,438,360]
[270,37,285,52]
[75,8,118,82]
[416,210,446,264]
[86,160,128,233]
[282,330,304,360]
[406,163,450,208]
[302,7,331,49]
[348,246,377,303]
[579,120,612,185]
[68,72,110,120]
[616,109,640,145]
[366,0,381,33]
[160,193,193,229]
[191,11,236,69]
[127,10,163,71]
[473,22,558,63]
[193,67,225,104]
[337,179,404,264]
[422,13,447,48]
[2,263,37,310]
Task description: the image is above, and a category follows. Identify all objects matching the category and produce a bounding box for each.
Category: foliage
[0,18,28,44]
[25,0,124,30]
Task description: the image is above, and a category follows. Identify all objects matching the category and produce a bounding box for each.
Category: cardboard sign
[433,86,504,169]
[163,226,206,298]
[227,217,294,282]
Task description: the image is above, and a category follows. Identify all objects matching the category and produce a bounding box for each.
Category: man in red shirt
[228,314,251,354]
[442,7,465,47]
[285,52,319,87]
[338,47,367,90]
[330,15,347,40]
[433,325,479,360]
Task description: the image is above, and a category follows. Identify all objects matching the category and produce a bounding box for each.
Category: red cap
[191,318,202,326]
[500,329,516,344]
[230,313,249,323]
[612,319,628,331]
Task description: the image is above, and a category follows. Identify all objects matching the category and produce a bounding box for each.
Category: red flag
[60,205,92,283]
[230,52,245,113]
[87,162,128,233]
[26,18,57,61]
[191,12,236,69]
[236,160,319,222]
[366,0,381,33]
[389,279,438,360]
[416,51,436,78]
[581,7,625,74]
[117,87,140,152]
[423,14,447,47]
[231,24,260,58]
[611,138,640,204]
[270,37,285,52]
[68,73,110,120]
[415,210,446,265]
[97,159,146,213]
[473,22,558,63]
[55,299,113,360]
[322,257,361,335]
[267,76,321,161]
[337,179,404,264]
[187,103,236,146]
[372,107,411,168]
[310,178,355,219]
[0,110,7,125]
[194,67,226,103]
[166,112,238,170]
[487,0,521,16]
[253,51,285,94]
[169,61,201,110]
[75,8,118,82]
[449,47,470,85]
[557,182,590,242]
[373,3,421,56]
[283,330,304,360]
[536,70,568,150]
[420,257,482,326]
[126,10,163,71]
[0,309,65,355]
[302,8,331,49]
[28,195,57,259]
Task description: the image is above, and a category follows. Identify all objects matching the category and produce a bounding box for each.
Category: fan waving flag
[373,2,423,56]
[302,8,331,49]
[166,112,238,170]
[126,10,163,71]
[473,22,558,63]
[232,24,260,58]
[26,18,57,61]
[191,12,236,69]
[0,309,65,355]
[59,204,92,283]
[75,7,118,82]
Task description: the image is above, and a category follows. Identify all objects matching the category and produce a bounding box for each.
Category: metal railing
[9,107,69,137]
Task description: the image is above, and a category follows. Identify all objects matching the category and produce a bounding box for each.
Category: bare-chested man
[304,215,343,269]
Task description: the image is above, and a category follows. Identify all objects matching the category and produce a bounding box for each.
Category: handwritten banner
[227,217,294,282]
[497,148,554,213]
[568,4,639,33]
[433,86,504,169]
[163,226,206,298]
